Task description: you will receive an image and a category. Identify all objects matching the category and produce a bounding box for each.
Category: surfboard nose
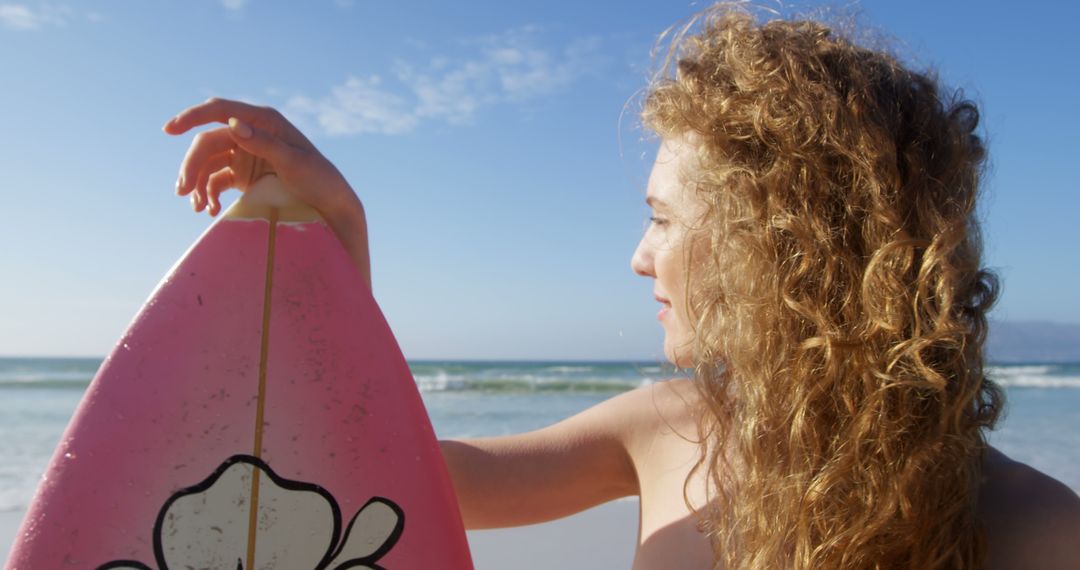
[224,173,323,223]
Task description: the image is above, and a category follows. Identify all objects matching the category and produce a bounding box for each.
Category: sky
[1,0,1077,360]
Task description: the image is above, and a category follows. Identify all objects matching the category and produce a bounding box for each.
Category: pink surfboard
[6,174,473,569]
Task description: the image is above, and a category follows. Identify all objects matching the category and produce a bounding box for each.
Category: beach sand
[468,499,638,569]
[1,499,639,569]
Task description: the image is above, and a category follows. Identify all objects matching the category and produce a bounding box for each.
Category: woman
[164,5,1080,568]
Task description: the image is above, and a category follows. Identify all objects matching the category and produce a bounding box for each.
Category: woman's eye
[649,216,668,227]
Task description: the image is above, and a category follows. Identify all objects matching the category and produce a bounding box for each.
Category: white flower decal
[98,455,403,570]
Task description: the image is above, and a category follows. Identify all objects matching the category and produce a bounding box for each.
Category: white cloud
[220,0,247,11]
[285,27,604,136]
[0,4,34,29]
[397,60,486,124]
[287,75,419,136]
[463,27,600,102]
[0,3,75,30]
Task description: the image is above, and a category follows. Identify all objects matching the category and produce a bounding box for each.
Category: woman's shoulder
[600,379,703,462]
[607,378,700,428]
[980,446,1080,568]
[592,378,699,418]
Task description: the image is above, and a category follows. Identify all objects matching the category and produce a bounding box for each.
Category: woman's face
[631,136,707,368]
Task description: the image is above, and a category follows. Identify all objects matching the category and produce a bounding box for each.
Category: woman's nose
[631,240,654,277]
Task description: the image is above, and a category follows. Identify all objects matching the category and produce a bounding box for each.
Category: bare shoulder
[586,377,699,422]
[980,446,1080,569]
[537,378,699,451]
[606,377,699,423]
[602,379,702,458]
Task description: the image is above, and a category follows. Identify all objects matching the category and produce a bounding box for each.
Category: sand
[1,499,639,569]
[468,499,638,569]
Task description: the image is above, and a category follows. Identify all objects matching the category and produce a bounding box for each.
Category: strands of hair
[642,3,1002,568]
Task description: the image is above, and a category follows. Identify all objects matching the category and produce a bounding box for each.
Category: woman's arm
[440,386,660,530]
[315,191,370,290]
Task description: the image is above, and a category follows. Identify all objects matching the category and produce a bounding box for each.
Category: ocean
[1,357,1078,525]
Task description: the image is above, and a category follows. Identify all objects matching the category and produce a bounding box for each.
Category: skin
[630,136,709,368]
[165,98,1080,568]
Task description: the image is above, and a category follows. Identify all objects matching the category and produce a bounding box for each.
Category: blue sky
[1,1,1077,359]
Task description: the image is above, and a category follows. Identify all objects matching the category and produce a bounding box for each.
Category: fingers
[174,117,303,217]
[189,167,237,217]
[165,98,338,217]
[176,127,234,196]
[187,150,233,214]
[193,150,233,197]
[164,98,316,152]
[225,117,303,175]
[206,168,236,217]
[163,97,263,135]
[190,185,204,213]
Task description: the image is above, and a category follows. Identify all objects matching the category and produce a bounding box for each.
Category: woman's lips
[655,294,671,321]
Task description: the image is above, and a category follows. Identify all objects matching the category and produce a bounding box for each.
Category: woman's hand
[162,97,372,289]
[163,97,354,218]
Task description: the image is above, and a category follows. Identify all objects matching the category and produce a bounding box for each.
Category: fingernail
[228,117,252,139]
[176,175,186,193]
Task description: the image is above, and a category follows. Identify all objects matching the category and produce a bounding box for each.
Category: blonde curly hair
[641,4,1003,568]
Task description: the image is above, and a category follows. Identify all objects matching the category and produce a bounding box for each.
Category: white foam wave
[412,371,650,393]
[541,366,594,373]
[0,371,94,383]
[413,371,468,392]
[993,375,1080,388]
[986,364,1080,388]
[986,365,1056,377]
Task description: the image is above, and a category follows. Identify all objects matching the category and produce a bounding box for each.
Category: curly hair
[641,4,1003,568]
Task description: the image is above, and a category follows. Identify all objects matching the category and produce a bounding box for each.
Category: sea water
[0,358,669,517]
[1,357,1078,522]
